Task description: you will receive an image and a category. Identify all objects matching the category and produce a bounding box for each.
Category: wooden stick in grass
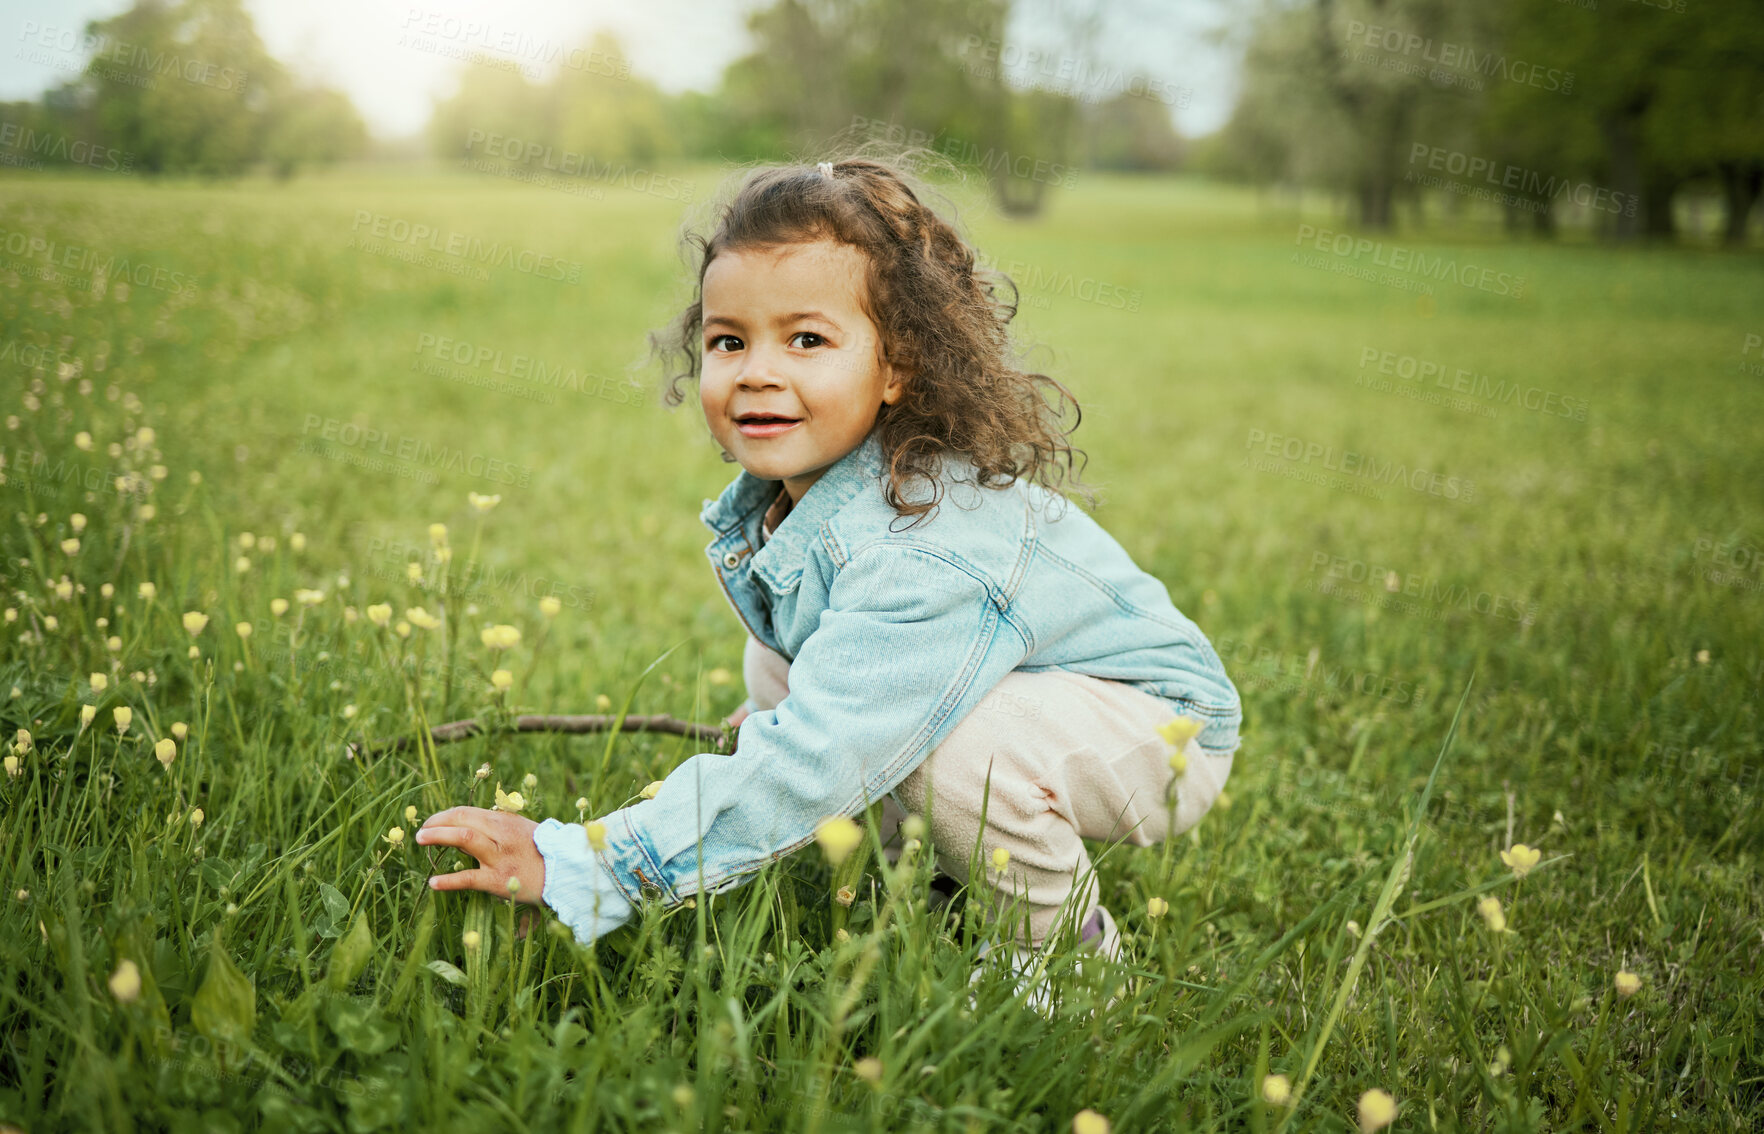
[348,713,733,759]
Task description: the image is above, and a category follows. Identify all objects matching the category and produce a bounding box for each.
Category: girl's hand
[417,806,547,905]
[721,704,752,731]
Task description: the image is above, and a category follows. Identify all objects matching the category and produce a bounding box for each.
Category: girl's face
[700,238,905,504]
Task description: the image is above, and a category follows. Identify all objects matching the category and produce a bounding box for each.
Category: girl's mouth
[736,416,801,438]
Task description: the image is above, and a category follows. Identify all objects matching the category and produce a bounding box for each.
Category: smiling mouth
[735,413,802,437]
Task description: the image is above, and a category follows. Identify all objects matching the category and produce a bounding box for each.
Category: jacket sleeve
[535,542,1022,946]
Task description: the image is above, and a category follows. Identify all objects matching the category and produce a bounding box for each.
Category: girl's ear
[882,362,909,406]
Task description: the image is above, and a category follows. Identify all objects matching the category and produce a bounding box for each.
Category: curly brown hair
[649,146,1093,529]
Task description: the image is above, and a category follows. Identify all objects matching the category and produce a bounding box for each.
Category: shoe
[966,905,1122,1019]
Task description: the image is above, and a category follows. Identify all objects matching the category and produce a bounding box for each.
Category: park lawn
[0,165,1759,1131]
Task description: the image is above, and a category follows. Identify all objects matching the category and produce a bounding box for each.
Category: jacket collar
[700,427,886,592]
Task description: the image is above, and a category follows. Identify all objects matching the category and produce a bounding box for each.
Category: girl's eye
[790,332,826,349]
[707,334,741,352]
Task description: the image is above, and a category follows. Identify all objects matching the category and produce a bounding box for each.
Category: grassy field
[1,163,1760,1133]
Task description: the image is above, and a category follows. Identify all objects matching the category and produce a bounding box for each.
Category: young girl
[418,155,1241,996]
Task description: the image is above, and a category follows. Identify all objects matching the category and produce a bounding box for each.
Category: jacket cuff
[532,817,637,946]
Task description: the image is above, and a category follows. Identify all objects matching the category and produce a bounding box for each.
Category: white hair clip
[817,161,835,179]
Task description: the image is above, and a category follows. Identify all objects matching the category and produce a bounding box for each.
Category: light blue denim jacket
[534,426,1241,945]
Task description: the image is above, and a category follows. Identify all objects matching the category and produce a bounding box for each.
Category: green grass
[0,165,1759,1132]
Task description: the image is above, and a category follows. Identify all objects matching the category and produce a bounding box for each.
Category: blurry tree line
[428,0,1185,218]
[1205,0,1764,243]
[1,0,366,177]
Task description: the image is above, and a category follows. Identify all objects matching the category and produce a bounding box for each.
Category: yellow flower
[74,430,94,451]
[1261,1074,1291,1106]
[394,620,411,638]
[1500,843,1541,878]
[991,847,1011,872]
[1158,716,1202,748]
[187,645,200,659]
[366,603,392,627]
[190,808,205,828]
[1614,971,1641,998]
[405,607,441,630]
[707,667,733,685]
[429,522,447,546]
[493,783,526,813]
[835,885,855,907]
[384,827,405,847]
[584,820,607,852]
[70,513,87,532]
[107,636,121,651]
[234,556,251,574]
[80,704,98,727]
[834,928,851,945]
[138,581,157,600]
[480,624,521,650]
[171,722,188,741]
[108,959,141,1003]
[853,1056,883,1086]
[90,672,108,692]
[44,615,58,631]
[1147,896,1169,919]
[100,583,114,599]
[1168,749,1187,776]
[475,763,491,781]
[640,780,663,800]
[290,532,306,552]
[155,738,176,769]
[506,877,520,895]
[538,595,562,617]
[1214,790,1233,811]
[596,693,612,711]
[575,797,588,814]
[113,706,132,734]
[405,805,418,825]
[181,611,208,636]
[491,669,513,691]
[14,729,29,753]
[238,531,255,550]
[814,815,863,865]
[2,755,18,779]
[405,562,423,584]
[1477,895,1506,933]
[462,930,481,949]
[1358,1088,1397,1132]
[235,621,253,639]
[54,578,74,601]
[343,606,359,624]
[468,492,501,512]
[1072,1110,1110,1134]
[294,588,325,607]
[60,535,83,556]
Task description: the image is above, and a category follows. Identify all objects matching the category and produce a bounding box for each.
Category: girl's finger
[416,825,497,861]
[421,806,482,829]
[429,867,492,893]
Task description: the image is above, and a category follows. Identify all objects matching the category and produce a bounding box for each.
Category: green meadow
[1,166,1760,1132]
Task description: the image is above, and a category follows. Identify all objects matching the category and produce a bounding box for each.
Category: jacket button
[640,882,662,901]
[723,551,742,569]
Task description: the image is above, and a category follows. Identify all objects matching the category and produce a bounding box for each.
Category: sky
[0,0,1243,140]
